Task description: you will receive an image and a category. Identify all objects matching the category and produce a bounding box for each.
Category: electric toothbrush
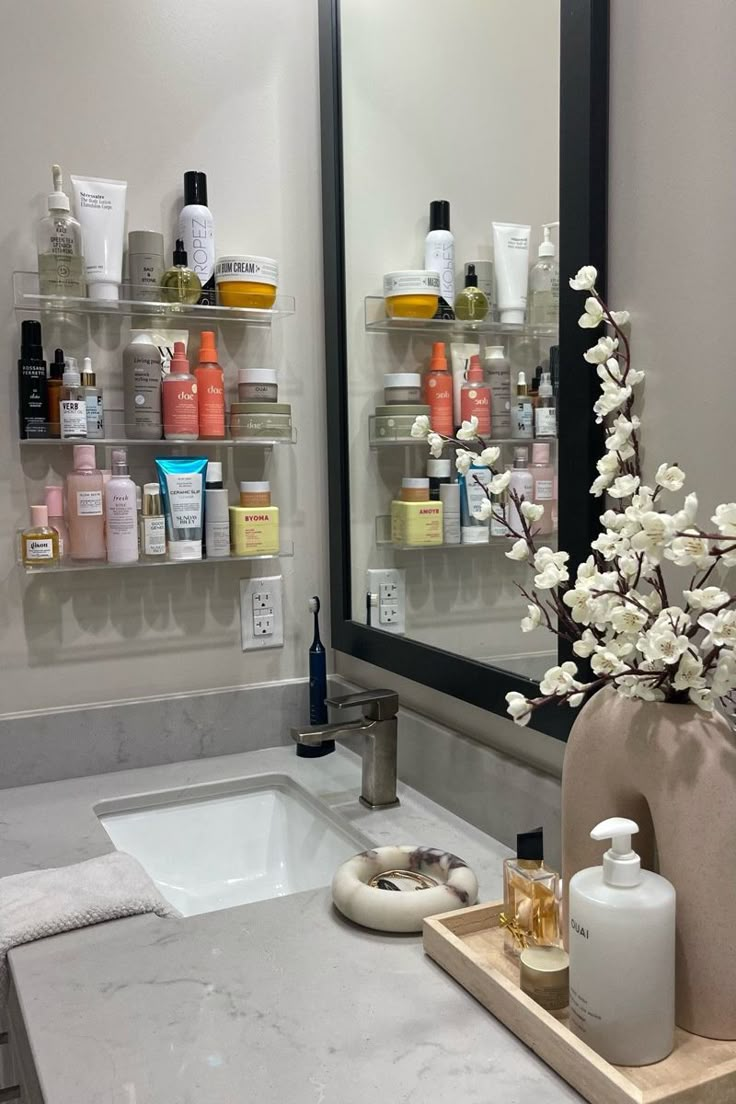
[299,596,334,757]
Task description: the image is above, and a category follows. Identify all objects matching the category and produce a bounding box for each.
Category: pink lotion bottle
[105,447,138,563]
[44,485,69,559]
[67,444,106,560]
[162,340,199,441]
[531,441,556,536]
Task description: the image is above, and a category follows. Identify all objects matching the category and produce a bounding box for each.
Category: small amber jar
[400,477,430,503]
[239,480,272,507]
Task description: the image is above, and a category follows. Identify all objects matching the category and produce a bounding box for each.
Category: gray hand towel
[0,851,178,1011]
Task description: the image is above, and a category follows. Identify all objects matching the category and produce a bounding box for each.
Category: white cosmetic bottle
[178,171,215,302]
[204,461,231,559]
[507,447,533,534]
[568,818,675,1066]
[105,447,139,563]
[424,200,455,313]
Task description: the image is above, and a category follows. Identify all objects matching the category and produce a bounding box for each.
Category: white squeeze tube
[492,222,531,324]
[70,175,127,300]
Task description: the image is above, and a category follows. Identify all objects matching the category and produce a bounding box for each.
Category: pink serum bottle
[67,444,106,560]
[531,442,556,536]
[162,340,199,440]
[105,447,139,563]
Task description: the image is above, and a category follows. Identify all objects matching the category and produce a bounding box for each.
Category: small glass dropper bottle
[160,239,202,304]
[454,263,489,321]
[21,505,59,570]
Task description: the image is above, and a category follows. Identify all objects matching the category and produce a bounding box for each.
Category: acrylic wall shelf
[375,515,506,551]
[364,297,557,339]
[369,420,558,451]
[18,541,294,576]
[19,428,298,449]
[13,272,295,326]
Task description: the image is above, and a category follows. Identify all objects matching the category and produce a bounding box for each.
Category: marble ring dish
[332,845,479,932]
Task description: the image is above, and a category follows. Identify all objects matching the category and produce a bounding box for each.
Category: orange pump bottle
[424,341,454,436]
[460,353,492,436]
[194,330,225,439]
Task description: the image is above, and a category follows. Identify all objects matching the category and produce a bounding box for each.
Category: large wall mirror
[320,0,608,740]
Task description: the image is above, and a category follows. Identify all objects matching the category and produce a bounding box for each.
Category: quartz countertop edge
[1,745,583,1103]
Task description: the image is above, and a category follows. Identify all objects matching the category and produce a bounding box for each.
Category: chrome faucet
[290,689,400,808]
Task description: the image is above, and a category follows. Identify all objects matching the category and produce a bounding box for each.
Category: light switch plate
[366,568,406,635]
[241,575,284,651]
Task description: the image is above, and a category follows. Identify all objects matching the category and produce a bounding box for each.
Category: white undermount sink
[96,775,369,917]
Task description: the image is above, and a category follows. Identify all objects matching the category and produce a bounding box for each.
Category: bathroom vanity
[1,746,582,1103]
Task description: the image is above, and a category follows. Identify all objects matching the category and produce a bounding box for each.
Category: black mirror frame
[319,0,609,742]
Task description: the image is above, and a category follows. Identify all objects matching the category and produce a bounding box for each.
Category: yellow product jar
[383,270,440,319]
[215,255,279,309]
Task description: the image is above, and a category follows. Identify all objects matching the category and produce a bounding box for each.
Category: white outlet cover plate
[366,567,406,635]
[241,575,284,651]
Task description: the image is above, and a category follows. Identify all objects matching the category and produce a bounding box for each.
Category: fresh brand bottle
[123,332,163,440]
[507,447,534,534]
[105,448,138,563]
[67,444,105,560]
[531,442,556,535]
[44,485,68,559]
[195,331,225,439]
[47,348,65,437]
[485,345,511,437]
[178,171,215,303]
[37,164,84,297]
[460,354,491,436]
[568,818,675,1066]
[81,356,104,439]
[424,342,454,436]
[204,461,230,558]
[60,357,87,440]
[21,505,59,570]
[512,370,533,440]
[425,200,455,317]
[18,319,48,439]
[162,341,199,440]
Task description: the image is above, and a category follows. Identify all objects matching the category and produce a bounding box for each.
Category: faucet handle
[325,689,399,721]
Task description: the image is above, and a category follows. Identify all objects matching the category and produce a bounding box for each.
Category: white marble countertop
[1,746,582,1103]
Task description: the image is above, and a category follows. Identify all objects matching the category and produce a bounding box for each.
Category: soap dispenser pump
[568,817,675,1066]
[528,222,559,325]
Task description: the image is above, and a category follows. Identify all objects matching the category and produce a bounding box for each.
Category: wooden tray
[423,901,736,1104]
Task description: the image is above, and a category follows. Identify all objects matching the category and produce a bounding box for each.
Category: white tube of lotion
[492,222,530,324]
[71,175,127,300]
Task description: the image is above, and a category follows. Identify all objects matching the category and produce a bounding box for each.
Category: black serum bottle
[18,319,48,438]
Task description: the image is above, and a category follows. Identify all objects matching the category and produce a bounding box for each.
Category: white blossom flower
[698,610,736,649]
[489,470,512,495]
[666,531,714,569]
[456,417,480,442]
[410,415,430,439]
[455,449,475,475]
[535,562,567,589]
[639,626,690,665]
[617,551,642,578]
[540,661,580,697]
[601,508,629,532]
[591,529,626,561]
[712,503,736,539]
[506,691,533,726]
[655,463,686,492]
[591,649,627,677]
[473,499,493,522]
[617,675,665,703]
[672,492,698,531]
[521,501,544,523]
[683,587,729,611]
[477,446,500,467]
[626,367,646,387]
[521,605,542,633]
[689,687,714,711]
[610,310,631,327]
[573,629,598,658]
[672,651,705,692]
[427,432,444,459]
[505,539,529,562]
[597,453,620,476]
[590,472,615,497]
[579,296,604,329]
[712,651,736,697]
[583,335,618,364]
[594,381,632,421]
[597,358,623,383]
[568,692,586,708]
[609,474,640,499]
[609,604,649,634]
[630,511,674,562]
[563,587,597,625]
[534,548,569,572]
[605,414,640,453]
[569,266,597,291]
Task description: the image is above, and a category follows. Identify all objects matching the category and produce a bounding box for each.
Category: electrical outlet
[241,576,284,651]
[366,568,406,635]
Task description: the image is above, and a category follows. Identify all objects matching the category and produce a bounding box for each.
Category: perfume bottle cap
[429,342,448,372]
[464,263,478,288]
[184,170,208,207]
[198,330,218,364]
[429,199,450,232]
[111,448,129,475]
[50,348,65,380]
[169,341,189,374]
[45,486,64,517]
[30,504,49,528]
[513,447,530,468]
[47,164,70,212]
[517,826,544,861]
[73,443,97,470]
[465,354,484,382]
[142,483,163,516]
[20,319,43,360]
[532,442,551,465]
[173,239,188,266]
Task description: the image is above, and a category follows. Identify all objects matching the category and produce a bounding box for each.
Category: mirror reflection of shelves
[364,296,557,339]
[369,416,557,451]
[18,540,294,576]
[375,515,558,551]
[13,272,295,326]
[19,417,297,449]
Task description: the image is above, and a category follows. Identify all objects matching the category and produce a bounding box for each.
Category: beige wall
[0,0,327,715]
[339,0,736,775]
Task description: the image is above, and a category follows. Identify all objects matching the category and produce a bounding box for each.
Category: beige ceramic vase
[562,686,736,1039]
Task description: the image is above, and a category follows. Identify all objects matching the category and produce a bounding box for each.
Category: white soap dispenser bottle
[568,818,675,1067]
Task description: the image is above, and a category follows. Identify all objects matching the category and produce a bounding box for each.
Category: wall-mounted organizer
[15,272,296,574]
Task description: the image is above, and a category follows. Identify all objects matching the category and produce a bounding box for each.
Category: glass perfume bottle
[160,239,202,304]
[502,827,560,957]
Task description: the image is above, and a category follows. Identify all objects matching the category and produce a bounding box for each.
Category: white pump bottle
[568,817,675,1066]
